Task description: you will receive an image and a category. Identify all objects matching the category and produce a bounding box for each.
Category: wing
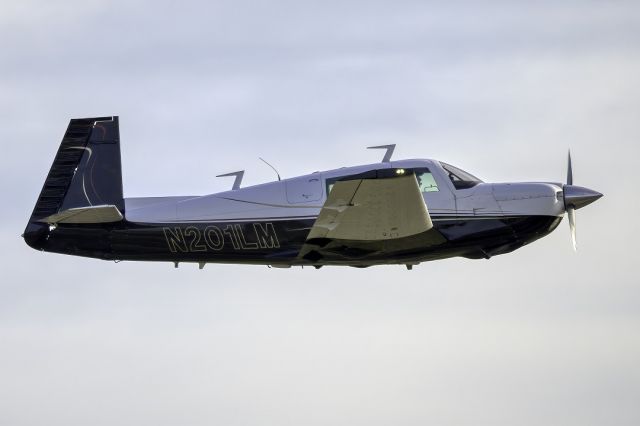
[300,174,445,262]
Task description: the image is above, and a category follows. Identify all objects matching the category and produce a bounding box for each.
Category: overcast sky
[1,1,639,425]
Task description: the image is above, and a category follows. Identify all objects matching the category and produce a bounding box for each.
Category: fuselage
[25,159,567,267]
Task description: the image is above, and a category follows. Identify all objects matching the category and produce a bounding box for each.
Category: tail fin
[24,116,124,248]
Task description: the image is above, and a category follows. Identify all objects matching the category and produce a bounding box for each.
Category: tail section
[24,116,124,249]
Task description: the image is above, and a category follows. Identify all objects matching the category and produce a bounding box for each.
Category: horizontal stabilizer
[40,205,123,224]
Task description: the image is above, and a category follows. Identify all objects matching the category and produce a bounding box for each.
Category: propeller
[562,151,603,251]
[567,199,577,251]
[566,152,576,250]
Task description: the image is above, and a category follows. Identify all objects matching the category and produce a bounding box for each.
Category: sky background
[1,1,639,425]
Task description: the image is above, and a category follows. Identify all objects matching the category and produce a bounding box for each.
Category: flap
[307,174,433,242]
[40,204,123,224]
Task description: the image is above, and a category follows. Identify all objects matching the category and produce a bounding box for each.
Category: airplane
[23,116,603,269]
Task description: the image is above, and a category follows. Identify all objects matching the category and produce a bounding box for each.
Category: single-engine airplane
[23,116,602,269]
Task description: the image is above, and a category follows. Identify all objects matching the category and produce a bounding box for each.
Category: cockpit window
[440,162,482,190]
[415,168,439,192]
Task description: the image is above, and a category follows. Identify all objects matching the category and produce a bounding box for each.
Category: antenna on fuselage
[216,170,245,190]
[259,157,281,181]
[367,144,396,162]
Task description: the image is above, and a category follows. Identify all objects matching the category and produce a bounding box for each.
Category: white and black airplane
[23,116,602,269]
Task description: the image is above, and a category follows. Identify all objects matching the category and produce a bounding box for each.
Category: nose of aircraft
[563,185,603,210]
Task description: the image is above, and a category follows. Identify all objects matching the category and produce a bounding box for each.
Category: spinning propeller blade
[567,206,577,251]
[567,151,576,250]
[567,151,573,186]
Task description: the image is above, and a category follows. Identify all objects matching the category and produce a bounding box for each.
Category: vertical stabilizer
[24,116,124,249]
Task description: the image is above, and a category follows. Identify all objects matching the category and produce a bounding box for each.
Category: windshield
[440,162,482,190]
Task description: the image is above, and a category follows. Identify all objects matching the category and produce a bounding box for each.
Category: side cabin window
[414,168,439,193]
[325,167,439,195]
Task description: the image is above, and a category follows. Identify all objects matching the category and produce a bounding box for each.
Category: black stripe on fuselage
[23,215,563,265]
